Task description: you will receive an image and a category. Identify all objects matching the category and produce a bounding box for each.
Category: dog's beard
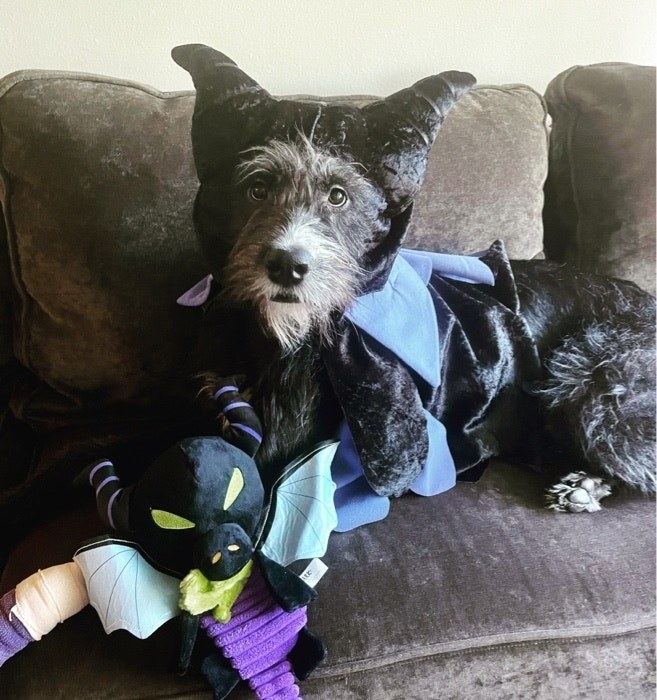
[223,216,360,354]
[261,300,317,354]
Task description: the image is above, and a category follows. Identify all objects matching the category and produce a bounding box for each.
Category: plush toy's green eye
[151,509,196,530]
[223,468,245,510]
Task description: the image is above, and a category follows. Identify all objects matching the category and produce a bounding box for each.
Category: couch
[0,60,654,699]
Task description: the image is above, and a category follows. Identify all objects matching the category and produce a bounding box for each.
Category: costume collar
[345,249,494,389]
[176,249,494,390]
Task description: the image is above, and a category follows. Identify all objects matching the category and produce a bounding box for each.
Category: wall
[0,0,654,95]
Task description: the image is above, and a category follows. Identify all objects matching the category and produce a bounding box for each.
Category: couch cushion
[406,84,548,260]
[543,63,656,294]
[0,70,205,431]
[0,71,549,434]
[1,460,654,698]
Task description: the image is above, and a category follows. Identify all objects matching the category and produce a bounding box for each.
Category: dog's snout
[264,247,312,287]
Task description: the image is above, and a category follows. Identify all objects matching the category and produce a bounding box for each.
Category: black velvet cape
[322,240,543,497]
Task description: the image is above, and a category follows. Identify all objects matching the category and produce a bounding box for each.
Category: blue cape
[330,249,494,531]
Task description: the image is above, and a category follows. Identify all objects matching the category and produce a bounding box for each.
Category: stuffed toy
[0,380,338,699]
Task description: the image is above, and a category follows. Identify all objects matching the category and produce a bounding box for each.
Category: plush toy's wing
[257,441,339,566]
[73,536,180,639]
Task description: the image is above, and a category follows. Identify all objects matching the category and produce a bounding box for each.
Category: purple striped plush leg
[213,383,263,458]
[0,589,34,667]
[201,568,307,699]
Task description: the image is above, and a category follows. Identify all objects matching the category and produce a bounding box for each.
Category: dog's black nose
[264,247,311,287]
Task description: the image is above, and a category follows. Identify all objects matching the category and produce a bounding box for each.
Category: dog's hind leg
[535,309,656,509]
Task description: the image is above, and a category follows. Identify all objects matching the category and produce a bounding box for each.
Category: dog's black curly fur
[514,261,656,494]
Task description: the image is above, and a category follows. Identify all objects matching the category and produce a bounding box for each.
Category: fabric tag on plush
[299,559,328,588]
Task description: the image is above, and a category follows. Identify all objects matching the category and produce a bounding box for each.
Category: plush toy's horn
[213,381,263,458]
[363,70,476,214]
[84,459,131,533]
[171,44,271,108]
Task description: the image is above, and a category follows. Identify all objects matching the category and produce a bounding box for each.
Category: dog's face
[224,135,388,350]
[173,45,475,351]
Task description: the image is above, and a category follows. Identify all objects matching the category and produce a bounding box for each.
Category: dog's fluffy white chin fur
[261,295,344,355]
[262,299,316,354]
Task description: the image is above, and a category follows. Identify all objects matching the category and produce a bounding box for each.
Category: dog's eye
[327,187,348,207]
[248,181,269,202]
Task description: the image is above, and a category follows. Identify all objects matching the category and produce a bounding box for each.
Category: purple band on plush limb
[214,385,239,400]
[88,459,113,484]
[95,475,119,495]
[106,488,123,530]
[232,423,263,444]
[201,568,306,699]
[222,401,252,413]
[0,589,34,668]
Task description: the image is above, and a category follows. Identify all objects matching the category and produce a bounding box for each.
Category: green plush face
[127,437,265,580]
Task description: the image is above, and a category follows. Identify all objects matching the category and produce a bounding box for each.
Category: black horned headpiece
[171,44,475,288]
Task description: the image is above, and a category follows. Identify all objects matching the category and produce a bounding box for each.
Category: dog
[172,44,656,513]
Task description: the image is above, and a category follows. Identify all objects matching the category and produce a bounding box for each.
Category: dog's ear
[363,71,476,215]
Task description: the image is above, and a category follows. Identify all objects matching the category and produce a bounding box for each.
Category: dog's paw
[545,471,612,513]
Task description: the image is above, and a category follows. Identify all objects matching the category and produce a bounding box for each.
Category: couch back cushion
[0,72,204,428]
[0,70,548,429]
[543,63,656,294]
[406,84,548,258]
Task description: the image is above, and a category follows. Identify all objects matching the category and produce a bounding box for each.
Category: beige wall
[1,0,654,95]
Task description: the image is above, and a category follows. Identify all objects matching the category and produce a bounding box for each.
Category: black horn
[84,459,131,533]
[171,44,270,107]
[376,71,476,143]
[171,44,273,182]
[363,70,476,214]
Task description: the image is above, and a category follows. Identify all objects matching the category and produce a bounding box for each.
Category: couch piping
[309,617,657,679]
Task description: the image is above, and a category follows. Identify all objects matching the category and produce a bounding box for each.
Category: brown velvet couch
[0,61,654,699]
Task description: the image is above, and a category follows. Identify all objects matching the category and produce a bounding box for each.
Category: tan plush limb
[14,562,89,640]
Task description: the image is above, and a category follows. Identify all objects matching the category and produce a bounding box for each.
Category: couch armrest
[543,63,656,294]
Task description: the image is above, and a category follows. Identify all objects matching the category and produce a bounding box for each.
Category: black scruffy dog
[172,44,655,513]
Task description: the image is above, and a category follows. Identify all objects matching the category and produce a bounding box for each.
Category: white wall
[1,0,654,95]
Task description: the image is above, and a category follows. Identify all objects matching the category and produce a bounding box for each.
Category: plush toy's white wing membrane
[74,537,180,639]
[259,441,339,567]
